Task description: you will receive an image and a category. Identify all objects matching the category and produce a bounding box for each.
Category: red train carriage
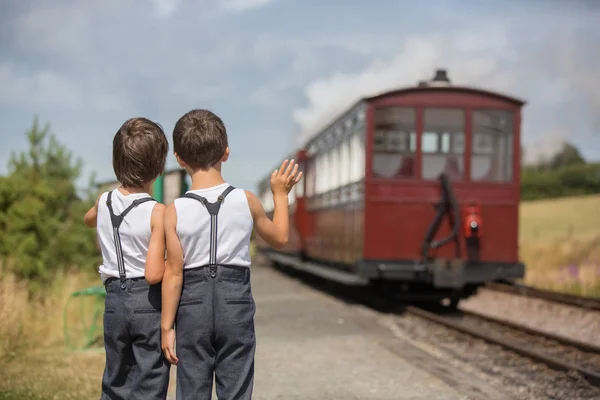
[255,69,526,305]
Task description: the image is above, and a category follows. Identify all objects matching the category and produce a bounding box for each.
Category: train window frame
[295,159,306,198]
[421,108,466,182]
[470,109,514,183]
[371,106,417,180]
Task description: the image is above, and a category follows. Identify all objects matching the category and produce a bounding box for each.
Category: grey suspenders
[106,191,157,289]
[181,186,235,278]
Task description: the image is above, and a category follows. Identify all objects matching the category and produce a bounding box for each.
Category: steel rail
[486,282,600,311]
[460,308,600,355]
[406,306,600,387]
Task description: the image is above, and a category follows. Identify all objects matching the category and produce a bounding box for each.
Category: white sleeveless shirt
[174,183,253,269]
[97,189,157,282]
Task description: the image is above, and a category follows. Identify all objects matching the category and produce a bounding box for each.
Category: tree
[548,141,586,170]
[0,117,100,290]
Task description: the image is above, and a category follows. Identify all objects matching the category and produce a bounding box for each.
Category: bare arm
[246,191,289,249]
[145,203,166,285]
[161,204,182,365]
[246,159,302,249]
[84,194,101,228]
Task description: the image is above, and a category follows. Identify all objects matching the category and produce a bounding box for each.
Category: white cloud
[217,0,277,13]
[291,25,600,158]
[151,0,179,18]
[0,63,82,110]
[292,31,514,144]
[249,78,298,107]
[0,63,128,113]
[90,93,130,113]
[12,3,90,57]
[543,39,600,122]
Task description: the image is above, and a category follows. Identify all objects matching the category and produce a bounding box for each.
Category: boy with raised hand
[84,117,171,400]
[160,109,302,400]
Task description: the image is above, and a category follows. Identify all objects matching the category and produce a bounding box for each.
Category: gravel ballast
[460,288,600,347]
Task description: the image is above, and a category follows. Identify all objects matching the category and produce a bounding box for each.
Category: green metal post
[153,175,164,203]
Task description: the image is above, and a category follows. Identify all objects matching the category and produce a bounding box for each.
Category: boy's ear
[221,147,230,163]
[174,152,186,168]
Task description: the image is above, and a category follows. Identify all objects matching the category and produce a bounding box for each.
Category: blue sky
[1,0,599,192]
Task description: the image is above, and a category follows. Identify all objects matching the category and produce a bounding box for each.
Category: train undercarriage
[257,174,525,309]
[260,249,524,308]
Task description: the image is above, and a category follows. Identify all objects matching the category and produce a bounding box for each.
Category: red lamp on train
[464,203,482,239]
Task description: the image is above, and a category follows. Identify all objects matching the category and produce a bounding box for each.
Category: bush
[0,118,100,291]
[521,163,600,201]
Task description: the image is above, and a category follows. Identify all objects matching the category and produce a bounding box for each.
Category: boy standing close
[84,117,171,400]
[161,109,302,400]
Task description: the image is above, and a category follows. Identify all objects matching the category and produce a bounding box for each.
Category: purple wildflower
[567,264,579,279]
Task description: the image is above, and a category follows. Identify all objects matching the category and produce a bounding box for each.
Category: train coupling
[429,258,466,288]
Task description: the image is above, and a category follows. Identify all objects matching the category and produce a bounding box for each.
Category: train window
[374,131,387,151]
[330,146,340,192]
[288,184,296,205]
[306,157,316,197]
[422,108,465,181]
[340,139,351,186]
[357,109,366,123]
[261,188,274,213]
[296,160,305,198]
[471,110,513,182]
[350,133,365,183]
[422,132,439,153]
[372,107,416,179]
[318,152,328,194]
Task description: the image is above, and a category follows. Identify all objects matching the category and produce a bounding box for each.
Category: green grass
[0,269,105,399]
[0,390,50,400]
[0,348,104,400]
[520,194,600,243]
[519,194,600,296]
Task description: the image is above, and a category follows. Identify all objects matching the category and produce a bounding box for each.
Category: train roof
[255,69,527,190]
[302,85,525,149]
[365,84,526,106]
[301,69,525,149]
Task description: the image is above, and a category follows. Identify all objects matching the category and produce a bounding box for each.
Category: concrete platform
[167,265,509,400]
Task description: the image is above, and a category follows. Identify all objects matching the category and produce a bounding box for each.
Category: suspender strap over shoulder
[106,191,157,288]
[182,186,235,268]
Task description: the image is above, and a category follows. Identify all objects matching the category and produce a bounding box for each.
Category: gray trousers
[101,277,171,400]
[176,265,256,400]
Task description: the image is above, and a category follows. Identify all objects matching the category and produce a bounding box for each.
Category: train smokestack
[429,68,451,87]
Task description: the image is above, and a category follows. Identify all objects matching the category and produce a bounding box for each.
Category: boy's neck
[189,165,226,190]
[118,184,151,195]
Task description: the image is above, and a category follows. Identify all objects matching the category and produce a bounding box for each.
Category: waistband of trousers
[184,264,250,282]
[104,276,155,292]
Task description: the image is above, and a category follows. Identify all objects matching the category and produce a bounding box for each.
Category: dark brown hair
[172,109,228,170]
[112,117,168,187]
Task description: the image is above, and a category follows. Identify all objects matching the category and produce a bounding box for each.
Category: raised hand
[270,159,303,196]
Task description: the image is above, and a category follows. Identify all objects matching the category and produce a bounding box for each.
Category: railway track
[272,264,600,388]
[406,305,600,386]
[486,282,600,311]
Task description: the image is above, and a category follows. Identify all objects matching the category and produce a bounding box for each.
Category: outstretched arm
[246,159,302,249]
[83,194,101,228]
[161,204,182,365]
[145,203,166,285]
